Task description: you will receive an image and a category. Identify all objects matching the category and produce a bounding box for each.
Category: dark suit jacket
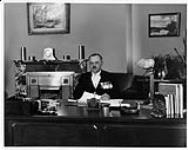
[73,70,119,99]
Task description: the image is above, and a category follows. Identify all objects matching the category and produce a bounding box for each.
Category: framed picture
[27,3,70,35]
[149,13,181,37]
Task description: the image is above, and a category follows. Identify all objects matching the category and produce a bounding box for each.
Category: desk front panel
[6,116,186,147]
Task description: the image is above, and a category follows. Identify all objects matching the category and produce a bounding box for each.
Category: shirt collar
[92,70,101,77]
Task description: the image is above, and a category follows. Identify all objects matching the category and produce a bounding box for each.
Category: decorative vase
[157,69,166,79]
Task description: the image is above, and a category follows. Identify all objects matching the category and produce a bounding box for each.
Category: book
[164,95,169,118]
[179,84,184,118]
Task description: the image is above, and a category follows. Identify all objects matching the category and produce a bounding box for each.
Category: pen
[94,92,96,99]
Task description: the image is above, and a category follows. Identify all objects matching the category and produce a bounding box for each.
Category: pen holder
[87,98,100,110]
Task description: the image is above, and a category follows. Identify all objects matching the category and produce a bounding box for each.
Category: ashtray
[120,102,139,115]
[87,98,100,110]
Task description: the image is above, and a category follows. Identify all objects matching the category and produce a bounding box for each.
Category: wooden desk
[5,103,186,147]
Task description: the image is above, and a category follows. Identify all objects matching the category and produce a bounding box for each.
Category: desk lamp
[137,58,155,106]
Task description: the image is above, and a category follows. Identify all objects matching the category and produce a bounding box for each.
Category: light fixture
[137,58,155,106]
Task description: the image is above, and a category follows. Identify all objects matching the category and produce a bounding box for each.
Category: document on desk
[78,91,101,104]
[100,99,123,107]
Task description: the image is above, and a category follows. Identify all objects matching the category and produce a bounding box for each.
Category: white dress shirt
[91,70,101,89]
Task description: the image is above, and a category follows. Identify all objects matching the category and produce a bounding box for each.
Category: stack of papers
[100,99,123,107]
[68,91,124,107]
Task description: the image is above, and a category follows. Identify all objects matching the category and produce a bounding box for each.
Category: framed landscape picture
[27,3,70,35]
[149,13,181,37]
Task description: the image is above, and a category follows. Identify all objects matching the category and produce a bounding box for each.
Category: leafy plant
[165,53,186,79]
[153,32,186,80]
[153,55,168,79]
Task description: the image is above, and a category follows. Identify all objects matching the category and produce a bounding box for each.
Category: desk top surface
[6,102,186,125]
[54,103,150,118]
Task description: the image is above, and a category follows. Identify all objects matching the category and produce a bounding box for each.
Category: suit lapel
[95,70,103,90]
[89,70,103,90]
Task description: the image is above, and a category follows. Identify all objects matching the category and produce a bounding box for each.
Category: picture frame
[27,3,70,35]
[149,13,181,37]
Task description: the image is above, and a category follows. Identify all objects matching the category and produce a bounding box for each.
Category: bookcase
[158,83,184,118]
[153,79,186,118]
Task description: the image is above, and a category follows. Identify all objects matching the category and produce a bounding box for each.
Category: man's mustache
[92,66,97,69]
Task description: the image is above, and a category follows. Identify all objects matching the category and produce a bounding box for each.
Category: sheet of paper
[100,99,123,107]
[67,99,77,103]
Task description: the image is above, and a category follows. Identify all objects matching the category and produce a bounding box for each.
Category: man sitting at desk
[73,53,119,103]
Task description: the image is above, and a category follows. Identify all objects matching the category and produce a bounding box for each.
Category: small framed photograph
[149,13,181,37]
[27,3,70,35]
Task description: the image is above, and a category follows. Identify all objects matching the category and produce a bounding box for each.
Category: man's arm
[100,84,119,100]
[101,93,110,100]
[100,72,120,100]
[108,76,120,99]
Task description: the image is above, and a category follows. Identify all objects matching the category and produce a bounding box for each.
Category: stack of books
[159,83,184,118]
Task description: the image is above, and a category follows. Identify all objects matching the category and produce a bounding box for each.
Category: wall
[5,3,187,96]
[5,3,130,96]
[132,4,187,75]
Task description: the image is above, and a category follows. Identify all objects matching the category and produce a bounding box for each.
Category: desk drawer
[100,123,186,147]
[9,122,100,146]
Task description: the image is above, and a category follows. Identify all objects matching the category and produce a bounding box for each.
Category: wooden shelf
[154,79,185,83]
[13,59,87,73]
[14,59,80,65]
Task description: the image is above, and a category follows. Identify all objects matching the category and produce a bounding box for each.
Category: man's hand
[77,98,87,104]
[101,93,110,100]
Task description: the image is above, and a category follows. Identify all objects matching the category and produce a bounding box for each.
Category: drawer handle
[103,125,107,130]
[93,124,98,130]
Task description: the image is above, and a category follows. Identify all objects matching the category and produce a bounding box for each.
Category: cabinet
[154,79,186,109]
[101,123,186,146]
[8,122,99,146]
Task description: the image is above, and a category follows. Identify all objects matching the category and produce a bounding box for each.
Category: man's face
[89,55,103,73]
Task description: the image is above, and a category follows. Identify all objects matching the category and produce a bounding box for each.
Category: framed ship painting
[27,3,70,34]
